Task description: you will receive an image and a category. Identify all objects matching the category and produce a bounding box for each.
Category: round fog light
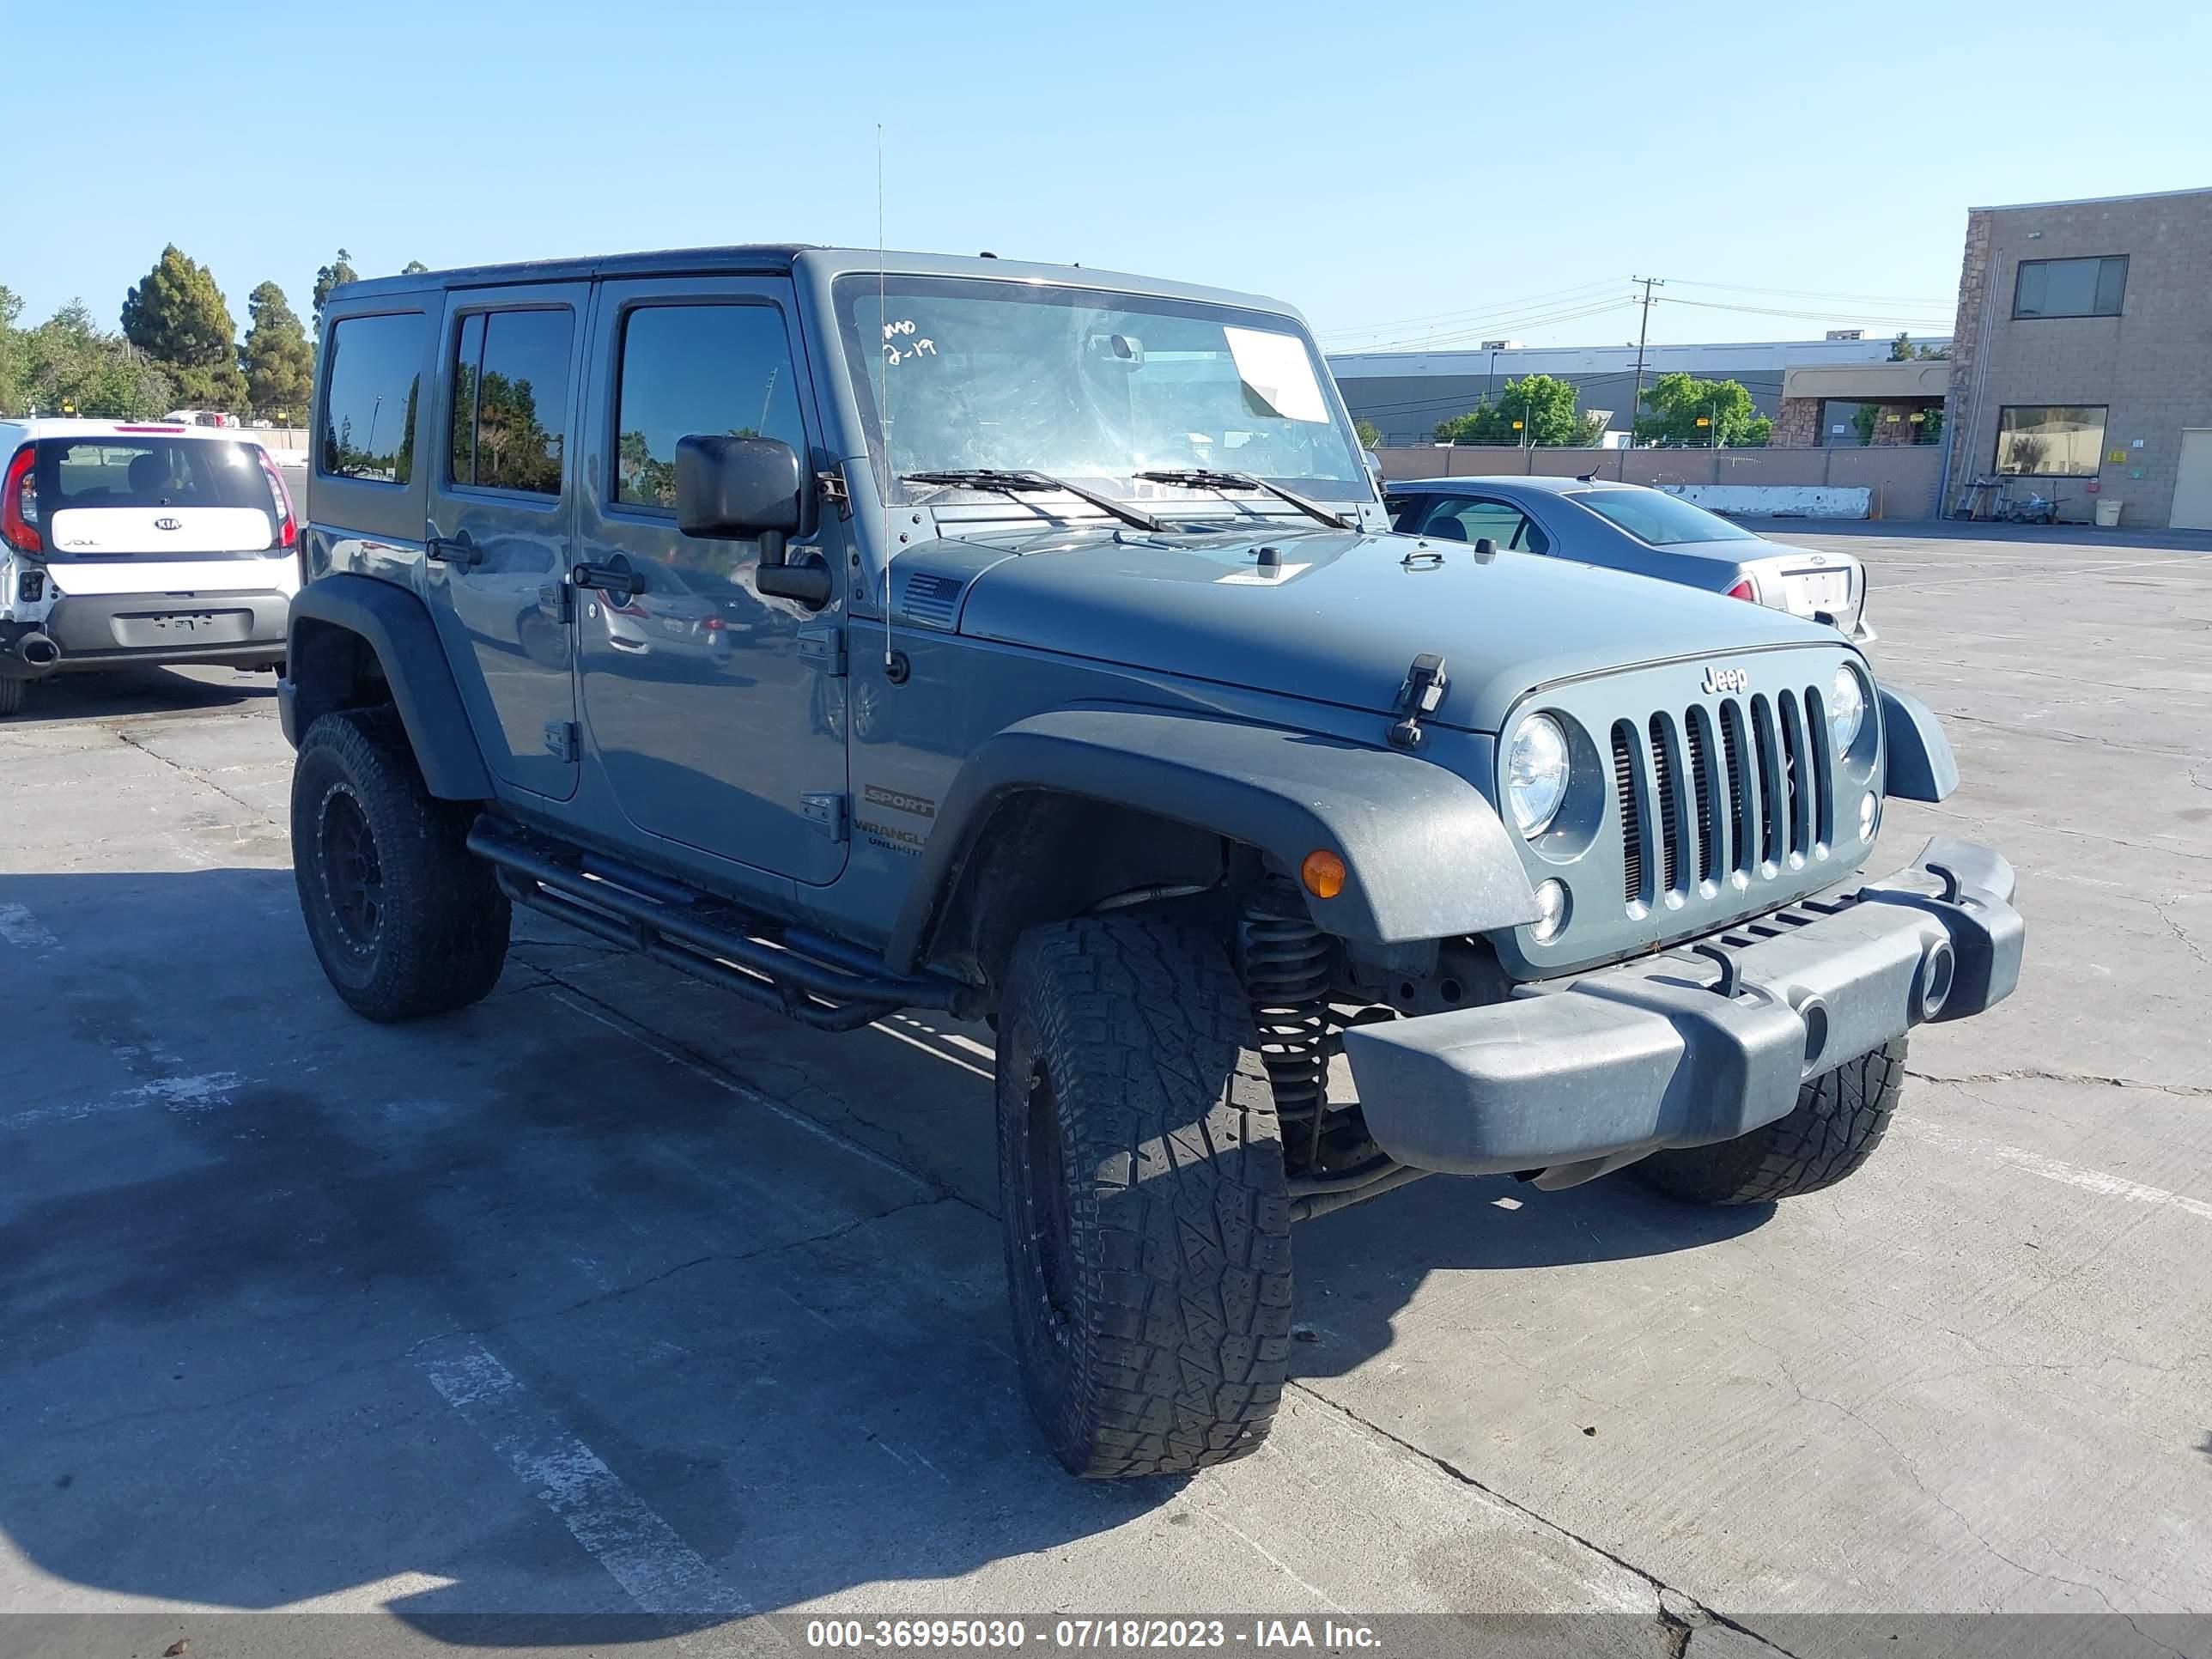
[1858,790,1879,839]
[1531,878,1570,943]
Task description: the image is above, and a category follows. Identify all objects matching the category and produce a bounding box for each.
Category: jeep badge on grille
[1700,665,1748,696]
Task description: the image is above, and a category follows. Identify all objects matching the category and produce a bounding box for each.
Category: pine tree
[313,248,359,327]
[120,246,246,410]
[240,281,314,418]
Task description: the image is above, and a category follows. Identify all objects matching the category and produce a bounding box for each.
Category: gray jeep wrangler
[284,246,2025,1479]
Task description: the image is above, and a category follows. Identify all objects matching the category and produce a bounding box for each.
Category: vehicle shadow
[3,664,279,725]
[0,865,1770,1637]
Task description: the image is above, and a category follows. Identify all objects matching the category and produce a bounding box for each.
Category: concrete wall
[1945,187,2212,527]
[1377,444,1945,519]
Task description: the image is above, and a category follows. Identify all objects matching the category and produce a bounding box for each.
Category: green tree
[240,281,314,418]
[120,244,246,408]
[15,300,175,417]
[1887,331,1949,362]
[1434,374,1605,447]
[1353,417,1382,450]
[0,285,24,411]
[401,259,430,275]
[312,247,359,326]
[1633,372,1771,447]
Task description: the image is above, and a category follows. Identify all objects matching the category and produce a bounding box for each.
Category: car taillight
[702,616,725,632]
[2,447,39,555]
[1725,576,1756,601]
[254,447,298,550]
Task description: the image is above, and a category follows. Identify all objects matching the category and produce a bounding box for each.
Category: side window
[1517,514,1551,555]
[1426,498,1527,548]
[319,313,428,485]
[613,305,805,532]
[449,307,574,497]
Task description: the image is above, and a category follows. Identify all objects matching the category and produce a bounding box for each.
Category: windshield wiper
[1132,469,1353,531]
[901,469,1166,534]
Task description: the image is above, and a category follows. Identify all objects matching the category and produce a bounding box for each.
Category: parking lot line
[420,1340,752,1618]
[544,988,934,1197]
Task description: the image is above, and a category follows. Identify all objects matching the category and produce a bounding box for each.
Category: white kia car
[0,418,301,714]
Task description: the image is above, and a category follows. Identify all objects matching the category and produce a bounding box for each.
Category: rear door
[423,283,589,803]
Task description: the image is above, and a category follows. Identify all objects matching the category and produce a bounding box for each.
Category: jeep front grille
[1613,685,1833,909]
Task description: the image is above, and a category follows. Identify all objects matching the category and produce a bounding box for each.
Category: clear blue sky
[14,0,2210,356]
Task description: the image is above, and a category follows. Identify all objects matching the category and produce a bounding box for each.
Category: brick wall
[1945,189,2212,527]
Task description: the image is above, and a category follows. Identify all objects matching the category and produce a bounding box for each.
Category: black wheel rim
[319,790,383,951]
[1024,1060,1075,1344]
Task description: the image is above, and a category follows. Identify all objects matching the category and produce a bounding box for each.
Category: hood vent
[900,570,965,630]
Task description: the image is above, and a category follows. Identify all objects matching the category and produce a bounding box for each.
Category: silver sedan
[1384,475,1874,641]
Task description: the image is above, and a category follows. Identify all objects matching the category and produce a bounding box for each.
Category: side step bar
[468,818,981,1033]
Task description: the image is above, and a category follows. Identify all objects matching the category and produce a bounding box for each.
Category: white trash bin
[2094,498,2124,527]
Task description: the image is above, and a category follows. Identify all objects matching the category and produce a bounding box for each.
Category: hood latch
[1388,653,1448,750]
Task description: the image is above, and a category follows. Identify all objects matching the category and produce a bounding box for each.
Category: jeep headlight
[1829,665,1866,751]
[1506,714,1571,836]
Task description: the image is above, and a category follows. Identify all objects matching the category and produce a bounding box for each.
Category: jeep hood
[905,522,1841,733]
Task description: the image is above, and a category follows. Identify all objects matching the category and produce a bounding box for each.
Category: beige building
[1943,185,2212,529]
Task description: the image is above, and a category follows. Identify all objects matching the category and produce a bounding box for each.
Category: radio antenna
[877,123,894,670]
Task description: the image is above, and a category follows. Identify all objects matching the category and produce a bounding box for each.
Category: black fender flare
[283,574,495,801]
[883,705,1539,975]
[1879,685,1959,804]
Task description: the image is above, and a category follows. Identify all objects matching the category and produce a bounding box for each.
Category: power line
[1346,297,1638,355]
[1668,276,1952,307]
[1316,277,1631,339]
[1659,295,1951,328]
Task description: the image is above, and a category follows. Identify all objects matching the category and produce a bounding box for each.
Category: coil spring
[1238,906,1334,1162]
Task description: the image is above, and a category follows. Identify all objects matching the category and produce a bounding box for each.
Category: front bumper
[1342,836,2024,1187]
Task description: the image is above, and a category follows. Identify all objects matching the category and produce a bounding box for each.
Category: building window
[1994,405,2107,476]
[2012,256,2127,319]
[448,307,574,496]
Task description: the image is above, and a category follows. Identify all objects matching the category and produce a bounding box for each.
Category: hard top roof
[329,245,1299,319]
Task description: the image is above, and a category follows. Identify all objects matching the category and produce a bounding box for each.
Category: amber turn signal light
[1301,850,1346,900]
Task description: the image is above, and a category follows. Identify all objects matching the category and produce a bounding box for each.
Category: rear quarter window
[313,307,432,542]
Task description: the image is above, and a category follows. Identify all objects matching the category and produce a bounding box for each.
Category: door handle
[426,534,480,567]
[572,559,644,601]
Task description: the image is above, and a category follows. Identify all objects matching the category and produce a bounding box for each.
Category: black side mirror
[674,434,829,606]
[1473,536,1498,563]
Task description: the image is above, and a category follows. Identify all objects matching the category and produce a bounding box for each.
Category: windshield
[835,274,1370,504]
[1567,488,1759,546]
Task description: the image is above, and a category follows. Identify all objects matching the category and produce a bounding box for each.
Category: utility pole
[1625,276,1662,478]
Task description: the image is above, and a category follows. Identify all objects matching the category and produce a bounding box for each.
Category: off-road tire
[1632,1038,1907,1206]
[996,915,1293,1479]
[0,678,23,717]
[292,708,510,1023]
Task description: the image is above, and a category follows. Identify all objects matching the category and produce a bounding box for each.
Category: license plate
[1790,570,1849,611]
[659,618,690,636]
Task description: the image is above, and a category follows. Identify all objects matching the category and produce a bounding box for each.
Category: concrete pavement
[1,529,2207,1654]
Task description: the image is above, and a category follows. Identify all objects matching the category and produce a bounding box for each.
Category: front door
[2173,428,2212,531]
[423,282,590,801]
[573,277,848,884]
